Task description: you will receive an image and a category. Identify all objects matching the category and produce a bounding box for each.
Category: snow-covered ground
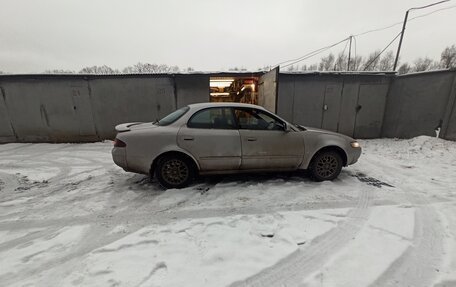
[0,136,455,287]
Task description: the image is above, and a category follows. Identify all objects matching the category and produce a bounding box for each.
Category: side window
[234,108,284,130]
[188,107,236,129]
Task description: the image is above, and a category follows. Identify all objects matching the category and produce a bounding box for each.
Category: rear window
[157,106,189,126]
[187,107,236,129]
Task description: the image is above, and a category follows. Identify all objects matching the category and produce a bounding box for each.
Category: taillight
[114,138,126,147]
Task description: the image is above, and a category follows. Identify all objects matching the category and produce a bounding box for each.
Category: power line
[347,36,353,71]
[353,36,358,70]
[279,37,350,69]
[274,1,455,70]
[354,4,456,37]
[409,4,456,20]
[334,39,350,70]
[394,0,453,70]
[363,31,402,71]
[276,37,349,67]
[409,0,450,11]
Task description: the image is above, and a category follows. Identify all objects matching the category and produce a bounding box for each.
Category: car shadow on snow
[197,170,314,187]
[118,169,371,195]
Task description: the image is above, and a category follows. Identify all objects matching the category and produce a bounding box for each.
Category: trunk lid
[115,122,156,132]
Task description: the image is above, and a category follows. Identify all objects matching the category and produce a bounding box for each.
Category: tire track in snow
[231,186,373,287]
[0,143,34,154]
[368,194,444,287]
[359,158,446,287]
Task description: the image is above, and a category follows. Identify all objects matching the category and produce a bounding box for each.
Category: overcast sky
[1,0,455,73]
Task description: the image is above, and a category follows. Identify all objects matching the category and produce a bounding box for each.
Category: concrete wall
[0,78,98,142]
[277,73,392,139]
[442,74,456,140]
[0,75,176,142]
[89,76,175,139]
[1,70,456,143]
[175,75,209,108]
[382,70,456,139]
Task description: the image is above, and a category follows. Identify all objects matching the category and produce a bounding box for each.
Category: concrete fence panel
[441,73,456,140]
[175,75,209,108]
[382,70,455,139]
[89,76,175,140]
[0,87,16,142]
[278,73,391,138]
[1,70,455,143]
[337,81,360,137]
[0,78,97,142]
[289,75,327,129]
[276,75,294,122]
[354,83,389,138]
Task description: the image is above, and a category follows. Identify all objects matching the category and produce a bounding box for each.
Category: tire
[155,155,195,189]
[310,150,343,181]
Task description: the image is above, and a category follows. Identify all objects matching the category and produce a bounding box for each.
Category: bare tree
[122,63,179,73]
[440,44,456,69]
[287,65,300,72]
[363,50,382,71]
[257,66,272,71]
[378,51,395,71]
[44,69,75,74]
[412,57,436,72]
[308,64,318,71]
[347,55,363,71]
[398,63,412,75]
[333,52,348,71]
[79,65,119,74]
[319,53,335,71]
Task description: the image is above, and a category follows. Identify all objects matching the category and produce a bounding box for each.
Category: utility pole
[393,0,450,71]
[347,36,352,71]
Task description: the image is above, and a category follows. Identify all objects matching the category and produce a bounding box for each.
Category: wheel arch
[150,150,200,177]
[309,145,348,167]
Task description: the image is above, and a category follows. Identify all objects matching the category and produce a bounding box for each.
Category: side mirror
[284,123,291,132]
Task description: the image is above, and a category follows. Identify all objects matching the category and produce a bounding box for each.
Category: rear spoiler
[115,122,143,132]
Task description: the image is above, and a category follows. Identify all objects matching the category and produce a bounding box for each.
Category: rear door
[258,67,279,113]
[234,107,304,170]
[177,107,241,171]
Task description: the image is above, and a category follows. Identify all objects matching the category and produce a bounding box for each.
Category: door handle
[247,137,257,142]
[183,137,194,141]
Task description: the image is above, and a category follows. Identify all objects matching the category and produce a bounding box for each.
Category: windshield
[157,106,189,126]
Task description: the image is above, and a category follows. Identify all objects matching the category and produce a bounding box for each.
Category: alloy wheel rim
[315,155,338,178]
[161,159,189,185]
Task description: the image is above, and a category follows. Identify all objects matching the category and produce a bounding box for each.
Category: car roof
[187,102,265,110]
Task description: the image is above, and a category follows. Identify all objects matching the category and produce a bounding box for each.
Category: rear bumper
[112,147,128,170]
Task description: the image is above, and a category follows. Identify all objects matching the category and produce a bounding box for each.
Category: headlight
[351,141,360,148]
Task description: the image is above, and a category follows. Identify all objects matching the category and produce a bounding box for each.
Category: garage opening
[209,76,259,104]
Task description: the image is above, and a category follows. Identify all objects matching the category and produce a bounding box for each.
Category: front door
[234,107,304,170]
[177,107,241,171]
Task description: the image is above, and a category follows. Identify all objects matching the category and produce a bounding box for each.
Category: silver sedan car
[112,103,361,188]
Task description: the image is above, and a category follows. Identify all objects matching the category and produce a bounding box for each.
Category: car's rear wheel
[310,150,343,181]
[155,155,195,189]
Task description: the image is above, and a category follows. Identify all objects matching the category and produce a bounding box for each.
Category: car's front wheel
[155,155,195,189]
[310,150,343,181]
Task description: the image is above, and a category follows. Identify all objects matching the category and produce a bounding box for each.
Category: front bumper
[348,147,362,165]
